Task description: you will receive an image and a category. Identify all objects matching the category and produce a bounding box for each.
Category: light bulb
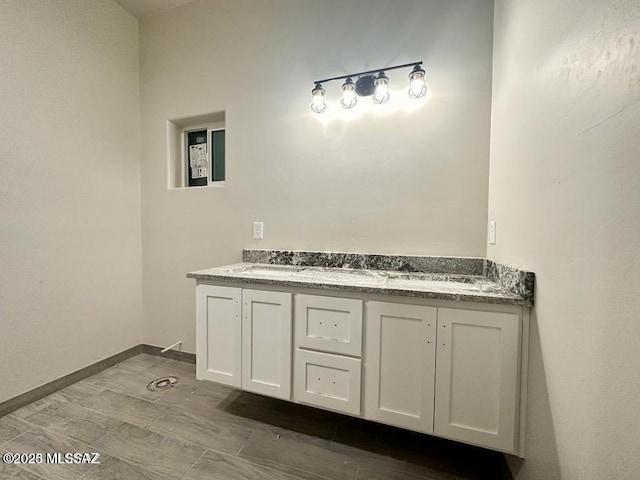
[340,78,357,109]
[310,83,327,113]
[372,72,389,104]
[408,64,427,99]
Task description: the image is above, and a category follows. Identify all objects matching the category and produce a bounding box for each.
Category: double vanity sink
[188,260,532,306]
[188,249,534,457]
[218,263,480,288]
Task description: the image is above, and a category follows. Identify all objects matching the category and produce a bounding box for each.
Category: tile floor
[0,354,511,480]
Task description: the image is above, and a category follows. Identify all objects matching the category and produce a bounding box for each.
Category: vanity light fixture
[372,71,390,104]
[310,61,426,113]
[310,82,327,113]
[340,77,357,108]
[408,64,427,98]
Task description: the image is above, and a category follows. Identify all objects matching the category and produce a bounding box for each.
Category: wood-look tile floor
[0,354,511,480]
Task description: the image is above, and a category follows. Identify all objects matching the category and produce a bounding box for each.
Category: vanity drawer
[293,349,361,415]
[294,294,363,356]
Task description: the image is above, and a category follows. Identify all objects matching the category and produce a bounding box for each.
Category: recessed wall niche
[167,111,226,189]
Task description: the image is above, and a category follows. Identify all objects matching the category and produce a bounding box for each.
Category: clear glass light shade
[372,72,390,104]
[310,83,327,113]
[340,78,357,109]
[408,65,427,98]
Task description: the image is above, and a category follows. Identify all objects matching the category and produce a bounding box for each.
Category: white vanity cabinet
[364,302,437,433]
[293,294,363,415]
[241,289,292,400]
[294,294,363,356]
[196,285,242,387]
[294,349,361,415]
[194,283,529,456]
[196,285,292,399]
[434,308,521,452]
[363,301,525,454]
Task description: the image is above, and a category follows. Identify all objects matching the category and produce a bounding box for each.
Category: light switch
[489,220,496,245]
[253,222,264,239]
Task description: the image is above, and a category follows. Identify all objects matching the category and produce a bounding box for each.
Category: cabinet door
[434,308,520,453]
[295,294,363,356]
[365,302,437,433]
[242,289,292,400]
[294,349,361,415]
[196,285,242,387]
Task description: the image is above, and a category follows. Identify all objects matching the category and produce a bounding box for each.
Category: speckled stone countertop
[187,250,534,307]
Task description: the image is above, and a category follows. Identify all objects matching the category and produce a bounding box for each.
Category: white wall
[489,0,640,478]
[0,0,142,403]
[139,0,495,352]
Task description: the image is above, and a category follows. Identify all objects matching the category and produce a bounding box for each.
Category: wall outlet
[252,222,264,239]
[489,220,496,245]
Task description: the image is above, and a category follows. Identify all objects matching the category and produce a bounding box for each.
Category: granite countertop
[187,250,535,307]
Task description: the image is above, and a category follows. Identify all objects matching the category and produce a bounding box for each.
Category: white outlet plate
[253,222,264,239]
[489,220,496,245]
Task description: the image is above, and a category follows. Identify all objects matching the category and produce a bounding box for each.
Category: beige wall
[139,0,495,352]
[489,0,640,478]
[0,0,142,403]
[3,2,639,477]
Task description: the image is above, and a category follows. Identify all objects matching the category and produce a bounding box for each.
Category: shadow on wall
[505,307,561,479]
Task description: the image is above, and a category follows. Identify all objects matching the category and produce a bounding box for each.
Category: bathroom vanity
[187,250,534,457]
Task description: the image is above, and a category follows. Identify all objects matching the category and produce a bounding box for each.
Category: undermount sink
[244,267,306,277]
[216,264,483,292]
[222,265,305,276]
[227,264,381,279]
[385,277,480,291]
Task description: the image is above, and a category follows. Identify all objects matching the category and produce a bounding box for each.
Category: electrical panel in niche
[167,111,225,189]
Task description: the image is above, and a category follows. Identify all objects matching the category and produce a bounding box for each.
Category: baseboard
[0,343,195,418]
